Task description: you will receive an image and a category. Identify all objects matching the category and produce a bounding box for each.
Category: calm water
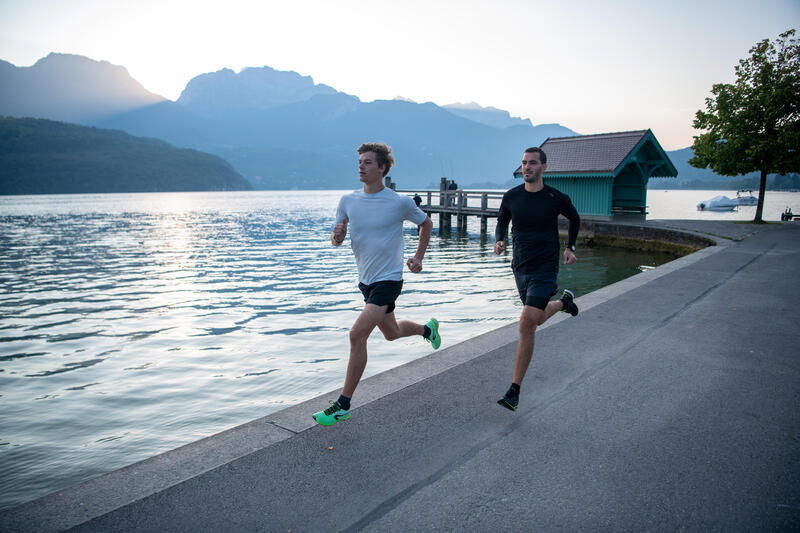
[645,189,800,221]
[0,188,796,510]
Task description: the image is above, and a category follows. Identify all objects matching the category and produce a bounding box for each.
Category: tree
[690,29,800,222]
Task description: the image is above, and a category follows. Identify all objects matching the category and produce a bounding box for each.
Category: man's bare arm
[406,217,432,273]
[331,218,347,246]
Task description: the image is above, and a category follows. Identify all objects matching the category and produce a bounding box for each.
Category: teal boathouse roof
[513,130,677,219]
[514,129,677,179]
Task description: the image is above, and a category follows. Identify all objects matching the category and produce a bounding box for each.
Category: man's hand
[331,218,347,246]
[406,256,423,273]
[494,240,506,255]
[563,248,577,265]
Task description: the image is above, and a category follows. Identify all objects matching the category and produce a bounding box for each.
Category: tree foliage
[690,29,800,222]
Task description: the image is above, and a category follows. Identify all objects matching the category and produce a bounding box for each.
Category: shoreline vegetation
[0,117,251,195]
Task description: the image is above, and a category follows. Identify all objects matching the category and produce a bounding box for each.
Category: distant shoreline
[2,186,799,196]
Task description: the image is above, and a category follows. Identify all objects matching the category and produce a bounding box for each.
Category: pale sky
[1,0,798,149]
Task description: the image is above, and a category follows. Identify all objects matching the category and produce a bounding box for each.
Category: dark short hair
[524,147,547,164]
[358,142,395,177]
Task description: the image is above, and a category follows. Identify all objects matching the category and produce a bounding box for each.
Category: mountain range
[647,147,799,190]
[0,54,577,189]
[2,53,795,192]
[94,64,579,189]
[0,53,165,124]
[442,102,533,129]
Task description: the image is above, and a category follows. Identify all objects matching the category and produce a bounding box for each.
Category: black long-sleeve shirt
[495,184,580,273]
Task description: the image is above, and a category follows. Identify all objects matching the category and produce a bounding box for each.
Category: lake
[644,189,800,221]
[0,188,797,510]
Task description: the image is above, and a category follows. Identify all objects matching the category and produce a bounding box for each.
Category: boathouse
[514,130,677,219]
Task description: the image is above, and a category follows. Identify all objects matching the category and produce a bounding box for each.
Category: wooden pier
[393,176,502,234]
[399,188,503,234]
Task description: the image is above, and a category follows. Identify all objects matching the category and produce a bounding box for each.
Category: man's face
[358,151,385,184]
[521,151,546,182]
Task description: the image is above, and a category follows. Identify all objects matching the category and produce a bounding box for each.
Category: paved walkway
[3,221,799,532]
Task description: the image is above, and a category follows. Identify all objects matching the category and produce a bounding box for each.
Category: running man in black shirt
[494,147,580,411]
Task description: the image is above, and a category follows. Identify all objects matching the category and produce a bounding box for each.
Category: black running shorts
[358,280,404,313]
[513,268,557,310]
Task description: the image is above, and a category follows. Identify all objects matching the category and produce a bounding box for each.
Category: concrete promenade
[2,220,799,532]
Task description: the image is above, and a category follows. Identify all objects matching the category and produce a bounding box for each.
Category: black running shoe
[560,289,579,317]
[497,392,519,411]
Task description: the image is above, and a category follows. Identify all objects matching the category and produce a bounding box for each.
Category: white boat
[736,190,759,206]
[697,195,738,211]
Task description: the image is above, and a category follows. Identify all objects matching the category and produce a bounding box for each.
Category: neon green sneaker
[312,401,350,426]
[424,318,441,350]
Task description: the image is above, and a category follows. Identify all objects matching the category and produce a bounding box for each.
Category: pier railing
[397,189,504,233]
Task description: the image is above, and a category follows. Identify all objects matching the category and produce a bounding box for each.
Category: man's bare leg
[315,304,441,425]
[342,303,388,398]
[499,299,565,411]
[512,300,564,384]
[313,304,408,426]
[377,311,425,341]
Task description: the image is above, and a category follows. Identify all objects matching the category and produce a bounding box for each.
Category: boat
[697,195,738,211]
[736,190,758,206]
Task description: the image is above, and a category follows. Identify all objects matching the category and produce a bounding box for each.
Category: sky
[1,0,798,150]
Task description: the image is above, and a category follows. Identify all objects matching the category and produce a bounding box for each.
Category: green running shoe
[425,318,441,350]
[312,401,350,426]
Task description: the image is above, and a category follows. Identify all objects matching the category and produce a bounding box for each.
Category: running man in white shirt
[312,142,441,426]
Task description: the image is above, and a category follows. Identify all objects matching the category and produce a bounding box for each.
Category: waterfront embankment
[2,219,798,532]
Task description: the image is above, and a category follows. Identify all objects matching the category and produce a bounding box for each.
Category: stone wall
[558,219,716,256]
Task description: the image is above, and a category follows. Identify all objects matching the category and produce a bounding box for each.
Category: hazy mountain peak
[35,52,112,68]
[177,65,340,112]
[0,53,166,124]
[393,96,417,103]
[444,101,491,110]
[442,101,532,129]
